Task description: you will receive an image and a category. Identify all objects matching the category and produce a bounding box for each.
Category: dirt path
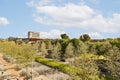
[0,54,50,80]
[0,54,24,80]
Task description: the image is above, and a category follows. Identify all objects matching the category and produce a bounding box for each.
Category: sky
[0,0,120,39]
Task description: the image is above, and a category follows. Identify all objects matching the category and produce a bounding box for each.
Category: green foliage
[59,39,70,58]
[87,41,113,55]
[46,40,53,50]
[35,56,101,80]
[0,41,36,79]
[15,39,23,45]
[0,41,17,56]
[98,41,112,55]
[0,41,36,68]
[80,34,91,42]
[70,53,100,80]
[109,38,120,48]
[35,56,83,80]
[70,38,87,56]
[64,42,75,58]
[88,43,97,54]
[105,46,120,79]
[49,42,61,60]
[102,75,116,80]
[70,38,80,48]
[61,33,69,39]
[39,41,47,56]
[16,44,35,66]
[1,38,119,80]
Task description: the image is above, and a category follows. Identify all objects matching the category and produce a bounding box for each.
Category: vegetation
[0,41,36,79]
[80,34,91,42]
[61,33,69,39]
[35,56,86,80]
[36,37,119,80]
[0,34,120,80]
[70,54,100,80]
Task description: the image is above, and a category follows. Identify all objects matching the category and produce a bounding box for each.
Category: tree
[80,34,91,42]
[109,38,120,49]
[70,54,100,80]
[0,41,36,79]
[61,33,69,39]
[70,39,87,56]
[98,41,112,55]
[16,44,36,79]
[0,41,18,63]
[46,40,53,50]
[39,41,47,56]
[59,39,70,59]
[105,46,120,79]
[50,42,61,60]
[64,42,75,58]
[87,42,97,54]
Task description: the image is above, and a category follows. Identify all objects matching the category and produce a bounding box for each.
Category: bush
[2,55,11,62]
[35,56,84,80]
[20,70,27,77]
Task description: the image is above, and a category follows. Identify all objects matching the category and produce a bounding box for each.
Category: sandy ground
[0,54,24,80]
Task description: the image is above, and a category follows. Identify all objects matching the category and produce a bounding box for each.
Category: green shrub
[35,56,99,80]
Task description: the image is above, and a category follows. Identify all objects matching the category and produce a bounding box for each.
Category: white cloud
[27,0,120,33]
[26,0,36,7]
[40,29,65,39]
[88,32,104,39]
[0,17,10,26]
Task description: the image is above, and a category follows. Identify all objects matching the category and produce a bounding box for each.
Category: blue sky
[0,0,120,39]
